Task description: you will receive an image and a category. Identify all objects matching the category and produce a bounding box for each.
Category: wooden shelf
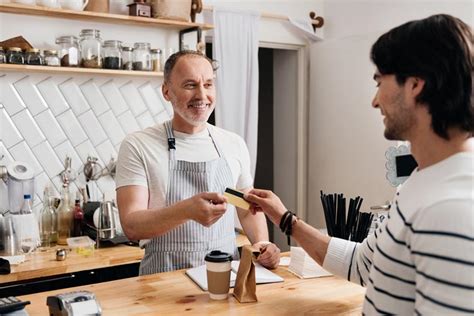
[0,2,213,30]
[0,63,163,77]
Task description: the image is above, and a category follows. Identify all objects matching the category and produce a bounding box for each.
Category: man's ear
[407,76,425,99]
[162,83,171,101]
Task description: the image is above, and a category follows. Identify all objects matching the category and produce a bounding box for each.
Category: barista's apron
[139,121,238,275]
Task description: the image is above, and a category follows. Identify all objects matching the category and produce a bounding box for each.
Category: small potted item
[127,0,151,18]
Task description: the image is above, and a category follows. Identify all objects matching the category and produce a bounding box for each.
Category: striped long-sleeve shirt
[323,152,474,315]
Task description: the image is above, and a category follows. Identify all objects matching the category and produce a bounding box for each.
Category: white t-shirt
[115,122,253,209]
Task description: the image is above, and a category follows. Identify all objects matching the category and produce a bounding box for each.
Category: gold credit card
[224,188,250,210]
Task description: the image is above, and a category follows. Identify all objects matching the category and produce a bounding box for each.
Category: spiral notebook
[185,260,283,291]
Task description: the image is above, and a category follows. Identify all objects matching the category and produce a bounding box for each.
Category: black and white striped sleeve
[410,200,474,314]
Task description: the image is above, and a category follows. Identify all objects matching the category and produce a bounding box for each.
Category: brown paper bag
[233,245,260,303]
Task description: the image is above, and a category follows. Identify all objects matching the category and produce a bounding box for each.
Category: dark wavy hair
[163,50,218,83]
[370,14,473,139]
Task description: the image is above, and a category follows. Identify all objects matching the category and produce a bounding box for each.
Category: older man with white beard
[116,50,280,275]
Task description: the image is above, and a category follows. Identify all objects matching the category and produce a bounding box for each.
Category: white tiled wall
[0,72,172,214]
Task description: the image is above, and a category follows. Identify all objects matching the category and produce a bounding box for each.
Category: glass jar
[0,47,6,64]
[79,29,102,68]
[25,48,43,65]
[151,48,162,72]
[122,45,133,70]
[132,42,151,71]
[103,40,122,70]
[7,47,24,64]
[44,50,61,67]
[56,36,80,67]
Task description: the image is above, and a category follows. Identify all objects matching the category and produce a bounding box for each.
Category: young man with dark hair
[116,51,280,274]
[245,14,473,314]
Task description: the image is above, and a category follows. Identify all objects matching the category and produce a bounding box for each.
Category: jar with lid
[151,48,162,72]
[122,45,133,70]
[132,42,151,71]
[25,48,43,66]
[79,29,102,68]
[44,50,61,67]
[103,40,122,70]
[56,36,80,67]
[7,47,24,64]
[0,47,6,64]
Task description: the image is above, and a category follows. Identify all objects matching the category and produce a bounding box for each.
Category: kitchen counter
[20,257,365,315]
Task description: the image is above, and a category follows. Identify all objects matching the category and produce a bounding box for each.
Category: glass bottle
[122,45,133,70]
[103,40,122,70]
[72,195,84,237]
[0,47,6,64]
[44,50,61,67]
[79,29,102,68]
[25,48,43,65]
[39,185,58,248]
[132,42,151,71]
[56,35,80,67]
[7,47,24,64]
[19,194,33,214]
[57,183,73,245]
[151,48,162,72]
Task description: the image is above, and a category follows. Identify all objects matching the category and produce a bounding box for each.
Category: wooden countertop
[20,259,365,315]
[0,244,144,284]
[1,233,250,284]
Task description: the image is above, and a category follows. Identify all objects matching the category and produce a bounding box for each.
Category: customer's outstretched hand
[245,189,287,225]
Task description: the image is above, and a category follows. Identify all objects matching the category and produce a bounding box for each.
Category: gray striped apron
[139,121,238,275]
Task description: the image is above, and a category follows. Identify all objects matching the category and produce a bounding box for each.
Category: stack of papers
[186,260,283,291]
[288,246,332,279]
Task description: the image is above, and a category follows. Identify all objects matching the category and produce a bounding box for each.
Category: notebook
[186,260,284,291]
[288,246,332,279]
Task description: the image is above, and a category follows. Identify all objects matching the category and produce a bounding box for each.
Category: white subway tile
[156,85,174,116]
[0,75,26,116]
[32,141,64,179]
[37,78,69,116]
[9,141,43,176]
[34,109,67,147]
[51,175,78,198]
[58,79,89,116]
[117,110,140,135]
[96,176,116,200]
[1,107,23,148]
[100,80,128,116]
[0,141,14,165]
[137,111,155,129]
[56,110,88,146]
[80,80,109,116]
[96,140,117,165]
[53,141,82,174]
[120,81,147,116]
[11,109,45,148]
[139,82,162,116]
[77,110,108,146]
[154,110,171,124]
[97,110,125,146]
[12,76,48,116]
[75,140,104,167]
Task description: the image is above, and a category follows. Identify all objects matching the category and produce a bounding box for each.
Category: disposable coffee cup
[205,250,233,300]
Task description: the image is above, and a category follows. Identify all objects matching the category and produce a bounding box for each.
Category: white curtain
[213,9,260,178]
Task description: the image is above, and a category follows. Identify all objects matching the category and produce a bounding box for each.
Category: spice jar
[7,47,24,64]
[44,50,61,67]
[79,29,102,68]
[132,42,151,71]
[151,48,162,72]
[25,48,43,66]
[103,40,122,70]
[122,45,133,70]
[0,47,6,64]
[56,36,80,67]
